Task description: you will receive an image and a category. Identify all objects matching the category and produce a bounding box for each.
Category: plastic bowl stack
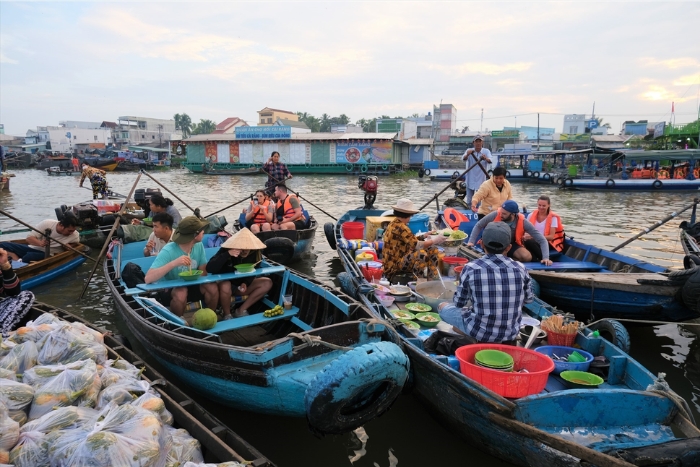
[474,349,514,372]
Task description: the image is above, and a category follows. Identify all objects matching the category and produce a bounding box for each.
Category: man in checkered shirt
[438,222,533,344]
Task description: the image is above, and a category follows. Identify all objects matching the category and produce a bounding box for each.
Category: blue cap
[501,200,519,214]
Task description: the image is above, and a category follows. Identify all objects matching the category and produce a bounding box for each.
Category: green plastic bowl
[178,270,203,281]
[560,370,604,389]
[391,310,415,320]
[234,263,255,273]
[400,319,420,330]
[475,349,514,368]
[415,312,441,328]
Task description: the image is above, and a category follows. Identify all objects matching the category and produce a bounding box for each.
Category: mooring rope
[647,372,697,426]
[581,318,700,329]
[287,332,352,351]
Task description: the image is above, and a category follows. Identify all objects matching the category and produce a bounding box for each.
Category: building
[45,126,112,153]
[330,124,365,134]
[397,138,434,166]
[114,116,177,148]
[433,104,457,143]
[257,108,298,126]
[376,119,417,139]
[212,117,248,134]
[0,124,4,134]
[503,126,555,143]
[562,114,587,135]
[622,120,650,136]
[591,135,633,151]
[405,113,434,139]
[274,118,310,134]
[58,120,103,129]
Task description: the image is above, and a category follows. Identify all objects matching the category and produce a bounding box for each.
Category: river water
[1,169,699,467]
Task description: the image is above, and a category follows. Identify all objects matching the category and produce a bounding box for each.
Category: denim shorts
[437,304,469,334]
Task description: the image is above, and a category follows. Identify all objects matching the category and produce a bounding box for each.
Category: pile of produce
[0,312,245,467]
[263,305,284,318]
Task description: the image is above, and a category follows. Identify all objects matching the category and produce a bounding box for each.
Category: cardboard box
[365,216,394,241]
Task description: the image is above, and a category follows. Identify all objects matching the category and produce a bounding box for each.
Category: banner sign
[653,121,666,139]
[336,141,392,164]
[491,130,519,138]
[235,126,291,140]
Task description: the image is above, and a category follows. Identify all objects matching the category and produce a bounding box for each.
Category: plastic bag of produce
[99,358,141,388]
[0,378,34,413]
[24,360,98,420]
[49,402,169,467]
[132,392,173,426]
[69,322,104,345]
[75,370,101,408]
[96,379,151,408]
[0,369,16,382]
[0,341,38,375]
[10,323,60,346]
[36,325,107,365]
[0,402,19,453]
[165,426,203,467]
[26,313,61,327]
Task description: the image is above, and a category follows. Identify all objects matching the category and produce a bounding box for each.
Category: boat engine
[134,188,162,216]
[358,175,378,209]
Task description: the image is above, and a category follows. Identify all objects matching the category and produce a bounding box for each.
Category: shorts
[292,220,307,230]
[506,243,523,259]
[157,284,205,307]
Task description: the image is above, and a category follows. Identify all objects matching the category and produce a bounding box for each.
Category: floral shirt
[382,219,417,277]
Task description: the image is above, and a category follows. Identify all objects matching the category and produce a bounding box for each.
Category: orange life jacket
[443,208,468,230]
[494,209,525,246]
[276,194,299,221]
[253,199,270,224]
[527,211,565,252]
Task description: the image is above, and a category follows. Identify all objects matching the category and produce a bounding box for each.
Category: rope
[287,332,352,351]
[358,317,390,333]
[646,372,697,426]
[582,318,700,329]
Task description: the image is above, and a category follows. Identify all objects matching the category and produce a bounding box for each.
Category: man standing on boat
[462,135,496,206]
[79,164,108,199]
[262,151,292,196]
[438,222,533,344]
[470,166,512,219]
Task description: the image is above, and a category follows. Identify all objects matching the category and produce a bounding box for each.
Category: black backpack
[423,330,476,356]
[122,262,145,288]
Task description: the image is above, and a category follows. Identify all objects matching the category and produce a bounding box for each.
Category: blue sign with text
[235,126,292,140]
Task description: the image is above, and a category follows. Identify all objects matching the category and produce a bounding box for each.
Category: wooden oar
[139,169,198,215]
[0,209,96,263]
[79,172,143,299]
[261,168,338,221]
[611,198,700,252]
[203,194,253,218]
[0,228,31,235]
[418,162,485,211]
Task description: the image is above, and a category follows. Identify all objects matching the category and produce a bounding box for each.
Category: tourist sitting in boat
[263,151,292,195]
[132,194,182,227]
[145,216,219,317]
[438,222,533,344]
[382,198,447,282]
[244,190,274,233]
[271,184,307,231]
[0,213,80,264]
[523,195,565,260]
[206,228,273,320]
[470,167,512,219]
[467,200,553,266]
[143,212,174,257]
[79,164,108,200]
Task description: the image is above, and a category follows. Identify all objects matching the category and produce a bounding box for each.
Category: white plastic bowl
[378,296,395,308]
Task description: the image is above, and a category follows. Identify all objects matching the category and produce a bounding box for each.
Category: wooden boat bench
[524,261,605,272]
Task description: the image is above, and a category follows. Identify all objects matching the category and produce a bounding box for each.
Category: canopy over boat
[622,149,700,161]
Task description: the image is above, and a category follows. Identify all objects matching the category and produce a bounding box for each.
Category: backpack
[122,262,145,288]
[423,330,476,356]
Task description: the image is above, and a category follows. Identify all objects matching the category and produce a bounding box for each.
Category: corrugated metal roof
[183,132,397,143]
[625,149,700,161]
[400,138,433,145]
[591,135,631,142]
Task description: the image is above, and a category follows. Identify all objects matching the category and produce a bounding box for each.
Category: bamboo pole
[139,169,198,215]
[418,162,484,211]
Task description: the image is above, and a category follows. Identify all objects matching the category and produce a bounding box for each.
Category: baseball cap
[482,222,511,253]
[501,200,519,214]
[172,216,209,244]
[472,135,484,142]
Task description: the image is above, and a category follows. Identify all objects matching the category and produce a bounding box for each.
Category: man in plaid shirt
[438,222,533,344]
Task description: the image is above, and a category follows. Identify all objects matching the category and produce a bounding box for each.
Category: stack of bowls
[474,349,514,372]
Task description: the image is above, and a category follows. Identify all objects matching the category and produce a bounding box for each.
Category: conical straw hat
[221,227,267,250]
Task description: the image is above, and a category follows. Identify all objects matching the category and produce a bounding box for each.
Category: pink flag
[672,102,675,113]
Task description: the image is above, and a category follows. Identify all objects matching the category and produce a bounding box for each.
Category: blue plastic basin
[534,346,593,375]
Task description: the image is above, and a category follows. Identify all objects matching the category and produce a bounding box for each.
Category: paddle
[139,169,199,215]
[417,161,486,211]
[0,228,31,236]
[79,172,143,299]
[80,186,127,199]
[611,198,700,252]
[0,209,96,263]
[203,194,253,218]
[261,168,338,221]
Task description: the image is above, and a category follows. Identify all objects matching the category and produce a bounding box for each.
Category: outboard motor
[134,188,162,216]
[358,175,378,209]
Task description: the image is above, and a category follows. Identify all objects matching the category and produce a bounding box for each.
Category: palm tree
[173,113,181,130]
[179,114,192,137]
[320,113,330,132]
[191,119,216,135]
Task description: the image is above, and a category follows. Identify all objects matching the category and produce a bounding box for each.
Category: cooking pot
[414,280,458,310]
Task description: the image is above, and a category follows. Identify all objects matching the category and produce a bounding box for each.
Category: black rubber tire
[55,207,64,221]
[668,266,699,284]
[324,222,337,250]
[542,173,551,181]
[505,171,511,178]
[527,170,533,177]
[605,179,615,188]
[263,237,295,265]
[424,169,431,176]
[305,341,409,435]
[418,168,425,178]
[589,319,631,353]
[564,178,573,187]
[681,268,700,312]
[684,255,700,270]
[345,164,353,172]
[361,165,368,173]
[487,169,493,177]
[652,180,663,189]
[532,171,540,178]
[452,171,460,179]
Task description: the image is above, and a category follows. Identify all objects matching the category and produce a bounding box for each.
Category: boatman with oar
[462,135,496,207]
[79,163,108,200]
[263,151,292,196]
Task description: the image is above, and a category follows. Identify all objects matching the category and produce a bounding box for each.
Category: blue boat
[233,216,317,265]
[7,240,88,290]
[329,209,700,466]
[103,236,409,435]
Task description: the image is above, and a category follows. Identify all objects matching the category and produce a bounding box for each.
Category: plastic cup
[283,294,293,310]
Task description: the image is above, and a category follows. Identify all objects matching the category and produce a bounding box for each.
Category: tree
[595,117,611,129]
[320,113,331,132]
[191,118,216,135]
[174,113,192,138]
[338,114,350,125]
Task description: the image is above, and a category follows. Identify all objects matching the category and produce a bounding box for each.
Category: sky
[1,1,700,137]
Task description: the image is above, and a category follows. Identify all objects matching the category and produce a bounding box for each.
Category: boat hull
[10,241,88,290]
[561,177,700,191]
[234,218,317,265]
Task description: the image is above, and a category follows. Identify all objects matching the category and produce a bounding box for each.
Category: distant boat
[201,165,262,175]
[46,167,80,176]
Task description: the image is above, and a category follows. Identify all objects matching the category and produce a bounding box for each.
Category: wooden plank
[528,272,680,296]
[136,265,286,292]
[208,307,300,334]
[672,413,700,438]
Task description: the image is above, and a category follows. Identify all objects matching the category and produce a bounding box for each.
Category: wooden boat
[202,165,262,175]
[103,239,409,435]
[234,216,318,265]
[46,166,80,176]
[3,239,89,290]
[679,203,700,260]
[0,173,12,191]
[329,209,700,467]
[20,301,276,467]
[428,207,699,322]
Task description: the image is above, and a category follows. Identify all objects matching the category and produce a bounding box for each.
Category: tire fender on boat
[55,207,65,221]
[324,222,337,250]
[542,173,551,181]
[263,237,295,265]
[531,171,540,179]
[681,267,700,313]
[683,255,700,270]
[652,179,663,189]
[605,179,615,188]
[668,266,698,284]
[418,168,425,178]
[304,341,410,435]
[564,177,573,187]
[452,171,460,179]
[505,171,511,178]
[588,319,631,353]
[424,169,431,176]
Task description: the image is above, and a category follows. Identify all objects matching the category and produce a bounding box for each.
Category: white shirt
[464,148,496,190]
[28,220,80,255]
[532,216,559,235]
[146,231,172,255]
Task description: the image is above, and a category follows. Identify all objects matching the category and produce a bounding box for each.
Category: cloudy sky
[1,1,699,136]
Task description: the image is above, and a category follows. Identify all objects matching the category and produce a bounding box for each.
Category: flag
[672,102,675,113]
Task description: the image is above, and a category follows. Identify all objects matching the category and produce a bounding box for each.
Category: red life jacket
[253,200,270,224]
[443,208,468,230]
[494,209,525,246]
[527,211,565,252]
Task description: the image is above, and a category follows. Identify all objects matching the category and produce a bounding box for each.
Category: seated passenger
[524,195,564,260]
[145,216,219,317]
[438,222,534,344]
[0,213,80,264]
[206,228,273,320]
[143,212,174,257]
[271,184,306,231]
[132,194,182,227]
[382,198,446,282]
[244,190,274,233]
[470,167,512,219]
[467,200,552,266]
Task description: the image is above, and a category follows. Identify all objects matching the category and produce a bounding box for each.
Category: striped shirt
[453,254,533,342]
[0,267,21,297]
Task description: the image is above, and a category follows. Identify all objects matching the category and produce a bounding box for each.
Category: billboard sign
[235,126,291,140]
[653,121,666,139]
[491,130,519,138]
[336,141,392,164]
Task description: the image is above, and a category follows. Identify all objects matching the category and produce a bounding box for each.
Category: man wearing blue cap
[438,222,533,344]
[467,200,552,265]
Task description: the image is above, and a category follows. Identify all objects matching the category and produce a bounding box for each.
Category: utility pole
[480,108,483,133]
[537,113,540,149]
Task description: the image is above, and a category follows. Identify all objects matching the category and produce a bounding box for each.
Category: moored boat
[328,208,700,467]
[202,165,262,175]
[234,216,317,265]
[103,238,409,435]
[3,239,89,290]
[46,167,80,176]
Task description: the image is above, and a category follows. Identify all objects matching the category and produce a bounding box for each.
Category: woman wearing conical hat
[206,228,272,320]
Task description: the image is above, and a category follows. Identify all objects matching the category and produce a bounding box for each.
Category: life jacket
[527,211,565,252]
[494,209,525,246]
[276,194,298,221]
[443,208,468,230]
[253,199,271,224]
